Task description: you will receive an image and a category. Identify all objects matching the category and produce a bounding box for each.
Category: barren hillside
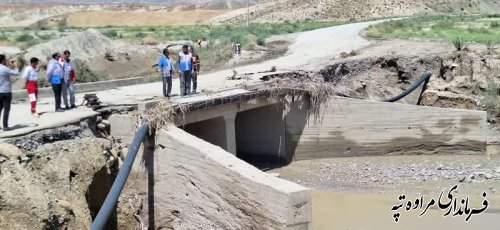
[66,9,226,27]
[0,4,174,27]
[210,0,500,23]
[0,1,250,27]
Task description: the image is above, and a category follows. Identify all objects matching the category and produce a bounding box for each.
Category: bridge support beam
[224,113,237,155]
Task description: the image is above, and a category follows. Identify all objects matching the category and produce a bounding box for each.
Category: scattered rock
[121,147,129,160]
[458,175,466,182]
[485,173,493,180]
[0,143,23,159]
[57,200,73,212]
[97,123,106,130]
[268,173,280,178]
[96,138,112,151]
[110,150,119,159]
[101,120,110,127]
[21,156,30,161]
[118,157,123,169]
[96,116,103,123]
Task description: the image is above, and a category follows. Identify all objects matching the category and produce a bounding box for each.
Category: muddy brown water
[311,190,500,230]
[266,154,500,229]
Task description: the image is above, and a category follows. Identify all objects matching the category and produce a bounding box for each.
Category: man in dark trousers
[0,54,20,131]
[177,44,193,96]
[189,46,200,94]
[46,52,65,112]
[157,48,175,97]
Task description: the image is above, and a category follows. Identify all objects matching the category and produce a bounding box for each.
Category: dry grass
[66,10,227,27]
[258,71,337,124]
[140,99,189,135]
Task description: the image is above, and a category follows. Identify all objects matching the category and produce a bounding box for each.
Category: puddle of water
[312,190,500,230]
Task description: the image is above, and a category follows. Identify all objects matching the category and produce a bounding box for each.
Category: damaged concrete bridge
[103,83,486,229]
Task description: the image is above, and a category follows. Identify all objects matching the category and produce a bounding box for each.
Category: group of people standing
[157,44,200,97]
[46,50,77,112]
[0,50,76,131]
[0,44,200,132]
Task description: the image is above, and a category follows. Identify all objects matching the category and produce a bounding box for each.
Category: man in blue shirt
[157,48,175,97]
[46,52,65,112]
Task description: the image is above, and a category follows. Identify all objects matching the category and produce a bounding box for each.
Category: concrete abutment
[112,93,487,229]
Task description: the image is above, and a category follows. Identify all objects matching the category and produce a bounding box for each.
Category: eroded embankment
[293,51,498,130]
[0,116,128,229]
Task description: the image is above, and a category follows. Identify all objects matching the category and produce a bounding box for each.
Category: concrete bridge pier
[223,113,237,155]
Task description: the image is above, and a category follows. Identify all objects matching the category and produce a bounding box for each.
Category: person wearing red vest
[22,57,40,118]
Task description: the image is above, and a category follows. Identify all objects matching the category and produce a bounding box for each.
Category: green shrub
[57,18,67,30]
[15,33,35,42]
[103,29,118,38]
[452,37,466,51]
[135,32,146,38]
[467,26,490,34]
[485,40,497,55]
[490,21,500,28]
[74,59,104,83]
[256,36,265,46]
[0,32,7,41]
[482,81,500,117]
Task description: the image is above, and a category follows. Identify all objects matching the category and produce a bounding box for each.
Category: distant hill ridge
[0,0,259,4]
[210,0,500,23]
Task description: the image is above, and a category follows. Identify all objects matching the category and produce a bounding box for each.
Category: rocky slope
[210,0,500,23]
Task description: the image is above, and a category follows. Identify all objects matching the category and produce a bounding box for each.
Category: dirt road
[0,20,384,139]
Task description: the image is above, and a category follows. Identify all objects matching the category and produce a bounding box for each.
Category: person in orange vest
[22,57,40,118]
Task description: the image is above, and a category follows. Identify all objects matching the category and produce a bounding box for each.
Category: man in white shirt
[177,45,193,96]
[0,54,20,131]
[22,57,40,118]
[60,50,76,109]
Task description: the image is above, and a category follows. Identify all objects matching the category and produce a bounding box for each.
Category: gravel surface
[270,154,500,195]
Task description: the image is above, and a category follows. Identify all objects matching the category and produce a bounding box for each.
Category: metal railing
[91,123,150,230]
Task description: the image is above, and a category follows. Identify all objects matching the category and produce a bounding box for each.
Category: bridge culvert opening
[235,103,289,168]
[182,116,228,150]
